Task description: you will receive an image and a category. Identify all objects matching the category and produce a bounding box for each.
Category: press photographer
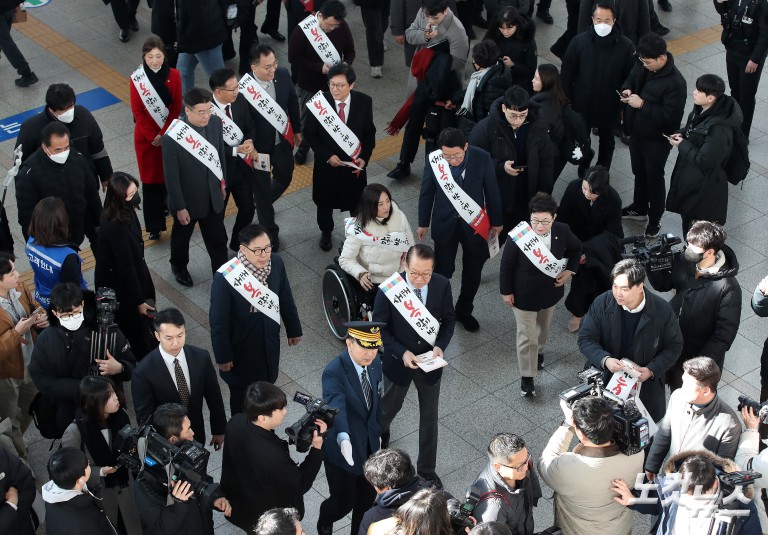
[28,282,135,436]
[537,396,644,535]
[736,399,768,533]
[220,382,327,532]
[128,403,231,535]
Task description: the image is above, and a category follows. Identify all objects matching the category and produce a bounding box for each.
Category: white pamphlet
[488,229,500,258]
[256,153,271,172]
[415,350,447,373]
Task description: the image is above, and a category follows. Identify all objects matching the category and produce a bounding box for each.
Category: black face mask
[683,247,705,264]
[127,193,141,208]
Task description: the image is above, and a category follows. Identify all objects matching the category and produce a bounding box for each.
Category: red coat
[129,68,182,185]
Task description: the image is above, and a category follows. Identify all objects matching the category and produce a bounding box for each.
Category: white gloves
[340,439,354,466]
[572,146,583,161]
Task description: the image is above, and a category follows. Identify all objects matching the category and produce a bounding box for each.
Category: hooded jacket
[358,477,438,535]
[471,461,543,535]
[42,481,117,535]
[667,96,743,223]
[630,450,762,535]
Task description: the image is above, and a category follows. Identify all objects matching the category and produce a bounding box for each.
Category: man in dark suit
[247,45,302,251]
[209,68,258,253]
[318,321,384,535]
[304,63,376,252]
[162,87,229,287]
[417,127,503,332]
[131,308,227,449]
[372,244,455,488]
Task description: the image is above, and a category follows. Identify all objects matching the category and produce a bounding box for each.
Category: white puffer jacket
[338,203,414,284]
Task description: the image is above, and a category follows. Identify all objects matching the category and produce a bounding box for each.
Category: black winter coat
[484,16,538,94]
[0,448,36,535]
[651,245,741,369]
[469,97,555,212]
[44,489,116,535]
[133,474,218,535]
[530,90,566,160]
[666,96,743,223]
[622,53,687,138]
[358,477,440,535]
[557,178,624,242]
[715,0,768,62]
[175,0,228,54]
[561,25,636,127]
[453,62,513,127]
[15,148,102,246]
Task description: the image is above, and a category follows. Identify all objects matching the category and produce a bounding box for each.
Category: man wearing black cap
[318,321,384,535]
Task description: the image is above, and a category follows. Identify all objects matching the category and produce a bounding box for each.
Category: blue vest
[25,237,86,308]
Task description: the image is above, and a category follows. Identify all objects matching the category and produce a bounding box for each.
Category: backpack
[560,105,593,165]
[29,392,64,440]
[723,126,750,186]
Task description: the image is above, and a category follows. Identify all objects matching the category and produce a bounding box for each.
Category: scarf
[75,409,131,489]
[385,47,437,135]
[457,68,489,117]
[142,60,173,107]
[238,251,271,285]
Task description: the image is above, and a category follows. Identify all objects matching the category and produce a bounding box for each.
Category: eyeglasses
[531,218,553,227]
[256,60,279,70]
[219,86,239,93]
[499,452,531,472]
[505,110,529,121]
[408,270,433,280]
[244,244,272,256]
[328,82,349,89]
[57,310,83,320]
[441,152,464,162]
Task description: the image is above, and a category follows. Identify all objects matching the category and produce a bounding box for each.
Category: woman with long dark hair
[26,197,87,309]
[368,488,454,535]
[531,63,570,181]
[338,183,414,303]
[62,376,140,535]
[94,172,157,360]
[129,36,182,241]
[483,7,538,94]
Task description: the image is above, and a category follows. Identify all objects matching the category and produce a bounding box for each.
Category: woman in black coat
[483,7,538,95]
[557,167,624,332]
[531,64,569,182]
[95,172,157,360]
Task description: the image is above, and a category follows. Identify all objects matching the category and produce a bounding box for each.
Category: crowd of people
[2,0,768,533]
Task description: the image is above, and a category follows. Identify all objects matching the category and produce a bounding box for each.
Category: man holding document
[373,243,456,489]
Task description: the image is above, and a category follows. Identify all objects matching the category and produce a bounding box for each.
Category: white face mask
[47,149,70,165]
[594,23,613,37]
[58,314,84,331]
[55,107,75,123]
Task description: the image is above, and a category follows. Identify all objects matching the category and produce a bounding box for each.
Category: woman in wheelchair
[339,183,415,302]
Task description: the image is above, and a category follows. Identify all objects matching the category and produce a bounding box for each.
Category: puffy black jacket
[483,16,537,94]
[715,0,768,63]
[176,0,228,54]
[666,95,743,223]
[453,62,513,125]
[42,482,116,535]
[469,97,554,211]
[530,89,565,160]
[622,53,687,138]
[651,245,741,369]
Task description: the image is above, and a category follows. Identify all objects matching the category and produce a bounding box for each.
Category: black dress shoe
[658,0,673,11]
[420,473,444,489]
[536,9,554,24]
[653,24,671,36]
[456,313,480,332]
[171,265,193,287]
[119,30,130,43]
[262,29,286,41]
[317,524,333,535]
[130,19,139,31]
[319,232,333,251]
[148,232,160,241]
[15,72,38,88]
[387,161,411,180]
[294,147,308,165]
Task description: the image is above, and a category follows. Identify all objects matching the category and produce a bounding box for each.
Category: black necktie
[225,104,232,119]
[361,367,372,410]
[174,358,190,406]
[414,288,423,303]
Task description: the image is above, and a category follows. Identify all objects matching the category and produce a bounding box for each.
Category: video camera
[115,424,220,504]
[88,287,120,369]
[285,392,339,453]
[560,367,650,456]
[447,486,481,535]
[620,233,682,276]
[737,395,768,424]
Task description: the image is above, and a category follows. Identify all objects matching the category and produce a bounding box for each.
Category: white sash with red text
[211,103,245,148]
[131,65,169,130]
[379,273,438,347]
[299,14,341,65]
[427,149,491,240]
[509,221,567,279]
[344,217,410,252]
[306,92,361,160]
[166,119,223,181]
[238,74,295,146]
[217,258,281,325]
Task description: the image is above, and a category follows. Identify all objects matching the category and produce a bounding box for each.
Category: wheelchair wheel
[322,266,358,340]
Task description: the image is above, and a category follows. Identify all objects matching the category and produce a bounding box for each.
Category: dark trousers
[434,221,490,315]
[108,0,139,31]
[227,176,256,251]
[317,206,357,233]
[261,0,282,32]
[649,0,663,30]
[399,104,429,164]
[630,136,672,225]
[361,5,390,68]
[0,9,31,76]
[270,140,296,202]
[117,306,158,361]
[252,141,294,234]
[381,373,441,475]
[224,1,258,75]
[142,183,168,233]
[169,206,229,273]
[318,462,376,535]
[726,48,764,137]
[594,122,616,169]
[550,0,581,59]
[228,383,247,416]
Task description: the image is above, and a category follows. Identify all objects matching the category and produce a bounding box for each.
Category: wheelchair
[322,259,374,340]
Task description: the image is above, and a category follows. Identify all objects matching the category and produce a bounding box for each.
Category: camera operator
[537,397,644,535]
[611,450,762,534]
[645,357,741,481]
[650,221,741,390]
[736,403,768,532]
[470,432,542,535]
[254,507,306,535]
[132,403,231,535]
[28,282,135,435]
[220,382,326,531]
[578,258,683,423]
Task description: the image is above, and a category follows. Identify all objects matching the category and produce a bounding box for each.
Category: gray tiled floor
[2,0,767,534]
